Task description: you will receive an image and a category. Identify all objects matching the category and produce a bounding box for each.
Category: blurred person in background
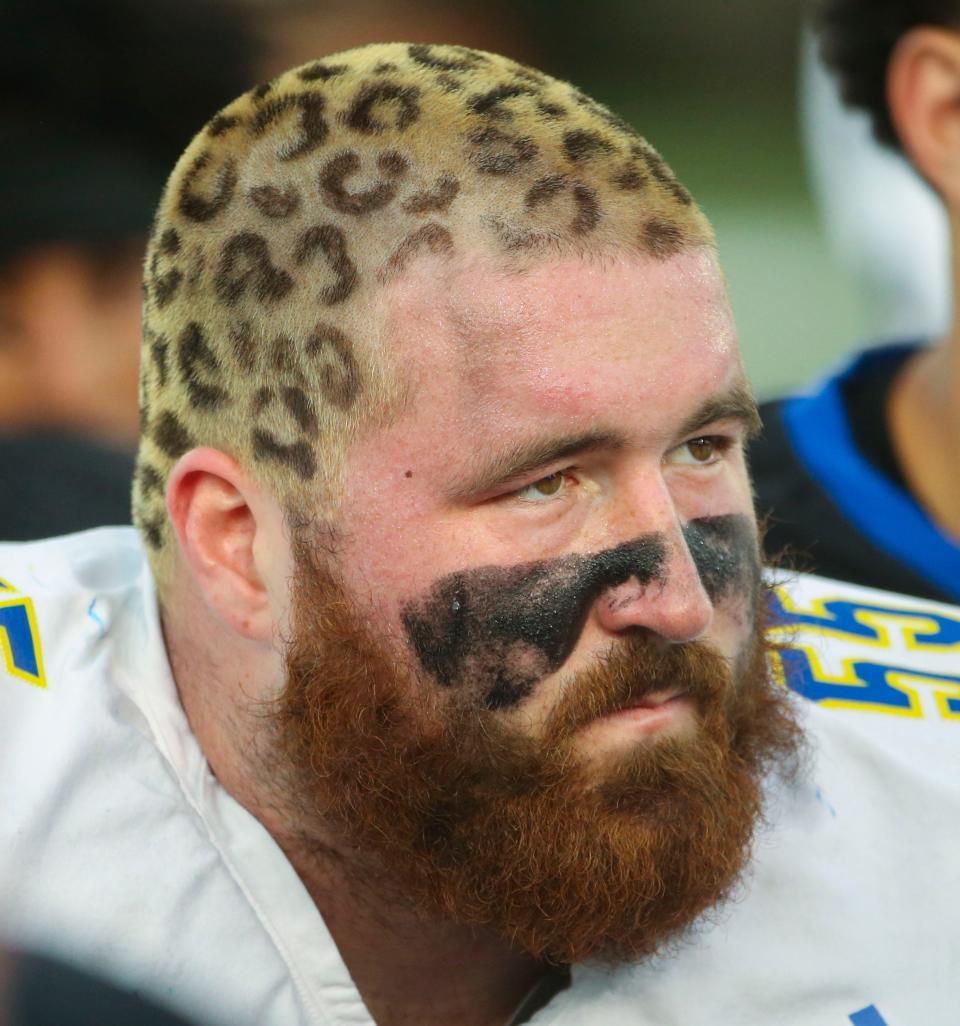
[799,26,951,343]
[242,0,532,77]
[0,0,256,539]
[752,0,960,603]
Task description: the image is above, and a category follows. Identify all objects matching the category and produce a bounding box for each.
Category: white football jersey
[1,528,958,1026]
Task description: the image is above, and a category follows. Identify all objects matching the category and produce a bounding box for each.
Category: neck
[886,218,960,541]
[279,841,549,1026]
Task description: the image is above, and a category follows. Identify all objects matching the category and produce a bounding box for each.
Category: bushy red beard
[271,546,802,966]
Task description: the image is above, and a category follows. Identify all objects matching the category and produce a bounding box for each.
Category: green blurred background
[519,0,864,399]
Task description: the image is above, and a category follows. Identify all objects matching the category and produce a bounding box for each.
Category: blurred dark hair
[0,0,258,263]
[815,0,960,149]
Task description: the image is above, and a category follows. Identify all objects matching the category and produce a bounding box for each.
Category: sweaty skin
[402,513,756,710]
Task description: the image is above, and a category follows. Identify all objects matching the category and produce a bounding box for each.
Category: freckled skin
[402,514,758,711]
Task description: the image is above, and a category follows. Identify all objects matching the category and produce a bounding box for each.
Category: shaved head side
[134,42,714,584]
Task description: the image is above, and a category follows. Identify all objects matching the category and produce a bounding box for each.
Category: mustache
[541,633,733,746]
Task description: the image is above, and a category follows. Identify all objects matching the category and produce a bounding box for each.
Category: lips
[608,688,687,715]
[588,689,695,739]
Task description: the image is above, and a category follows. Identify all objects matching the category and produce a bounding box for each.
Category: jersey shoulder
[0,526,149,693]
[769,570,960,731]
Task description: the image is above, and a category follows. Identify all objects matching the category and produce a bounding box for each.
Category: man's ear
[889,26,960,201]
[166,448,287,642]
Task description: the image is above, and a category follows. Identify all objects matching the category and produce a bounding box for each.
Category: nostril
[617,623,664,645]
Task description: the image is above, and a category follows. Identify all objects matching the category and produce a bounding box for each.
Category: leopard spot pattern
[153,411,195,459]
[251,92,329,160]
[142,514,166,550]
[148,247,183,309]
[252,428,317,480]
[467,82,536,120]
[138,464,164,500]
[207,114,242,138]
[159,229,181,255]
[282,386,319,437]
[641,216,686,258]
[178,322,230,410]
[177,152,238,222]
[319,150,407,215]
[298,61,349,82]
[230,321,256,371]
[380,223,455,280]
[407,43,487,73]
[341,81,421,135]
[562,129,614,163]
[249,183,302,218]
[305,323,361,410]
[214,232,294,306]
[524,175,600,236]
[402,173,460,214]
[147,330,170,387]
[294,223,358,306]
[467,126,538,175]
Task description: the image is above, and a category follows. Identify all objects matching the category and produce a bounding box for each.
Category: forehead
[382,248,740,441]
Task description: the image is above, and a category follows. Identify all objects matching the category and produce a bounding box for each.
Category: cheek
[670,454,754,522]
[399,536,668,712]
[335,457,491,628]
[682,513,760,608]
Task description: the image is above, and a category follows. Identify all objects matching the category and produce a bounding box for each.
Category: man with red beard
[1,42,958,1026]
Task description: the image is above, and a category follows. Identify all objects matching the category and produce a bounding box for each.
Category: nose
[592,490,714,644]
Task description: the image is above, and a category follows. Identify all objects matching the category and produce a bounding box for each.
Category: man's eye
[514,471,566,501]
[686,438,715,462]
[666,436,724,466]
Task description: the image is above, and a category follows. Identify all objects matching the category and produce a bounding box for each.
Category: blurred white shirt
[801,29,952,342]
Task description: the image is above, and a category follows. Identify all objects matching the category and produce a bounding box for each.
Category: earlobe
[888,27,960,197]
[166,448,278,642]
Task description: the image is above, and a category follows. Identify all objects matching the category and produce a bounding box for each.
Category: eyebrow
[445,428,627,500]
[445,382,761,501]
[674,382,761,441]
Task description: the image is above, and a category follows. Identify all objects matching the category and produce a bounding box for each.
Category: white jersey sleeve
[0,528,367,1026]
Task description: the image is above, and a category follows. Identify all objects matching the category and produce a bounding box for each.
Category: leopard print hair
[135,42,714,585]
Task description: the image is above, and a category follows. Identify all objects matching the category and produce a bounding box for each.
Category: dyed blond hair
[134,42,713,583]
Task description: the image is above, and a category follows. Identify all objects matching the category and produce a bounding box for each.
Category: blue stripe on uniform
[781,344,960,602]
